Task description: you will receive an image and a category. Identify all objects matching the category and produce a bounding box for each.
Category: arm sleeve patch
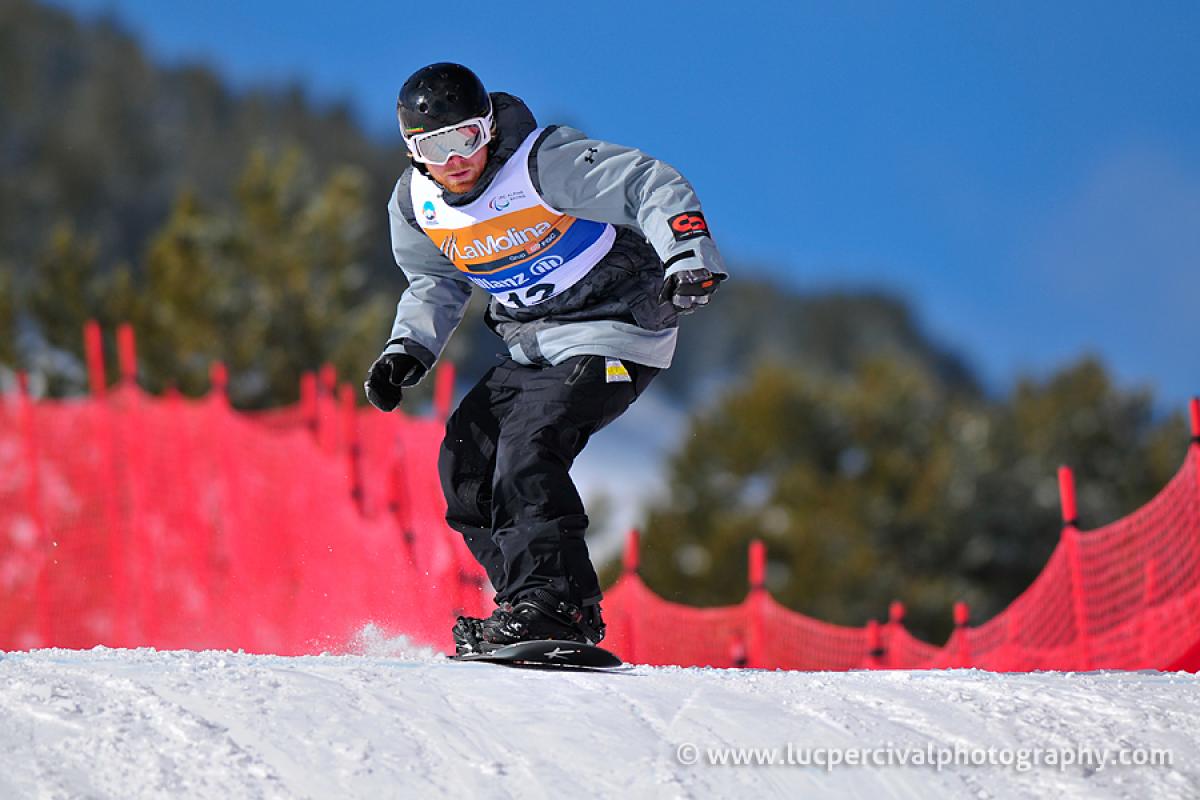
[667,211,711,241]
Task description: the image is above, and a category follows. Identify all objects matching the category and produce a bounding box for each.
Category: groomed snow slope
[2,634,1198,799]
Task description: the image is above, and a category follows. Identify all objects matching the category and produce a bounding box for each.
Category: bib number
[504,282,556,308]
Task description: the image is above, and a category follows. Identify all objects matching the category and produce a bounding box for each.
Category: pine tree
[22,222,107,393]
[129,147,391,406]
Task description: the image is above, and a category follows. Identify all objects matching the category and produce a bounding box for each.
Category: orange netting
[2,361,1198,671]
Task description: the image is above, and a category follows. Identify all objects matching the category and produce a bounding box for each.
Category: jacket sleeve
[382,176,474,375]
[531,126,728,280]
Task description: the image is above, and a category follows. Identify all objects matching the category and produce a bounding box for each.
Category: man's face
[424,147,489,194]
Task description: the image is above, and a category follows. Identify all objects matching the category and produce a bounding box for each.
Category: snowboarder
[364,63,727,654]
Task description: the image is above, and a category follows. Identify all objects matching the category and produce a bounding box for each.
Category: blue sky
[54,0,1200,410]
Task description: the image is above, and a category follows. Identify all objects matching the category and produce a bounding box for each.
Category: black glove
[659,267,724,314]
[364,353,425,412]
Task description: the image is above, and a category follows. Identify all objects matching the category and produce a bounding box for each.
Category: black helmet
[397,63,491,137]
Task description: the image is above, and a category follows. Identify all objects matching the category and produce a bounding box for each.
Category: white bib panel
[411,128,616,309]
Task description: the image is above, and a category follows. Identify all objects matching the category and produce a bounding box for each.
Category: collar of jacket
[410,92,537,208]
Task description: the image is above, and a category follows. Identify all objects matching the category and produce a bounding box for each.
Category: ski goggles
[401,109,494,166]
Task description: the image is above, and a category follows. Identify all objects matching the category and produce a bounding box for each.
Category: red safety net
[2,340,1198,671]
[0,372,489,654]
[605,442,1200,671]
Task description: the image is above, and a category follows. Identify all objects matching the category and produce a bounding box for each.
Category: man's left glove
[659,267,725,314]
[364,353,425,412]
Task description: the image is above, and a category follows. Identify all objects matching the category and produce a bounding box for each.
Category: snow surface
[2,630,1198,799]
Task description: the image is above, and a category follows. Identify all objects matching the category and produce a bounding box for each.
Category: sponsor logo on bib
[529,255,564,275]
[438,222,555,263]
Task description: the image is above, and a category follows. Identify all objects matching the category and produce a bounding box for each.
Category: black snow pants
[438,354,658,607]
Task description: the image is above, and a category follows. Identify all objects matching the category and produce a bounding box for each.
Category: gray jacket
[382,93,727,374]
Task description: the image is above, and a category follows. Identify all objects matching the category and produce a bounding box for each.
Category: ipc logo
[422,201,437,223]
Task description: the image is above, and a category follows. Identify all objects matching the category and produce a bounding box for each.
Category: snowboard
[453,639,623,670]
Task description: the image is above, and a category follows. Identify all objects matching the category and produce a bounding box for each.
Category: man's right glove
[659,267,725,314]
[364,352,425,412]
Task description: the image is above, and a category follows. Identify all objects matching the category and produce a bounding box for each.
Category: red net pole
[953,601,971,667]
[82,322,130,645]
[207,361,240,644]
[17,374,53,646]
[1058,465,1078,527]
[119,324,156,644]
[746,539,767,668]
[1193,397,1200,516]
[1058,465,1093,670]
[166,385,210,646]
[117,323,137,386]
[301,372,318,436]
[319,364,337,393]
[339,384,364,514]
[434,362,456,422]
[389,457,412,550]
[623,528,640,575]
[210,362,228,402]
[623,529,641,663]
[885,600,905,668]
[100,379,130,644]
[84,320,106,398]
[318,364,338,452]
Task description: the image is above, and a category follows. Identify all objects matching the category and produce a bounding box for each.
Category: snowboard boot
[480,589,606,648]
[453,603,513,655]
